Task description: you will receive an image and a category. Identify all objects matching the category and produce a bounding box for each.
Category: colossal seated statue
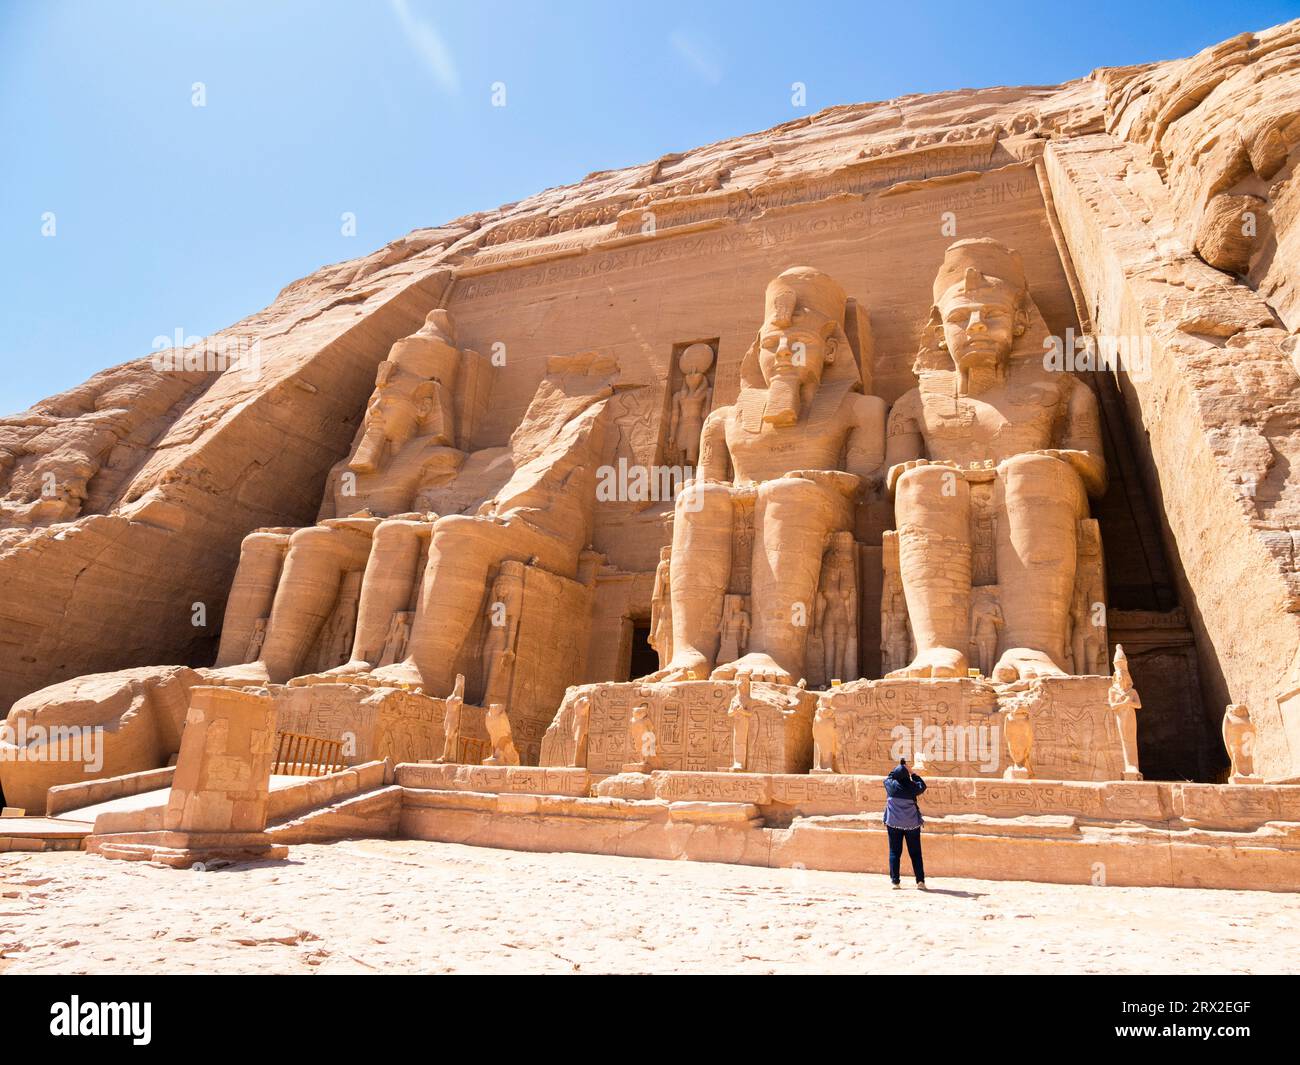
[361,362,615,696]
[884,238,1107,684]
[213,309,471,684]
[0,308,620,803]
[647,267,887,686]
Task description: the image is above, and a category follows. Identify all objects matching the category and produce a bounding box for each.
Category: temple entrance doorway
[627,621,658,681]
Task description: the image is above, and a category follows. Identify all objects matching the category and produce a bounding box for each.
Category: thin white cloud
[670,29,723,85]
[390,0,461,95]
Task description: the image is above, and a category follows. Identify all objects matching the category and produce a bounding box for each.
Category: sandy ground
[1,839,1296,974]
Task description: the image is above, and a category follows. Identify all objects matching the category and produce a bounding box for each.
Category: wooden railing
[273,731,346,777]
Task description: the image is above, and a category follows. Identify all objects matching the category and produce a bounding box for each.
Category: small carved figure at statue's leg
[823,618,839,683]
[888,465,971,678]
[645,481,732,681]
[991,453,1081,684]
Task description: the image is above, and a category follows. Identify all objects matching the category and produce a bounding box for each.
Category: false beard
[763,374,803,426]
[350,425,389,473]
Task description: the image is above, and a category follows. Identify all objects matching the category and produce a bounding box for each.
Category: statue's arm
[319,459,350,520]
[416,442,466,481]
[1054,379,1108,498]
[696,408,731,482]
[844,394,888,486]
[884,392,925,466]
[883,390,930,493]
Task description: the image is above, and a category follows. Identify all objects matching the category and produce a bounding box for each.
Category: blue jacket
[883,765,926,830]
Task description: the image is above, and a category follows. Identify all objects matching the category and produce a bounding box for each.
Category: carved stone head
[828,529,855,562]
[679,342,714,388]
[753,267,850,426]
[1111,643,1132,688]
[351,309,461,473]
[929,239,1030,378]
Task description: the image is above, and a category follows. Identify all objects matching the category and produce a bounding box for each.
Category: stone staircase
[267,785,402,844]
[0,759,403,855]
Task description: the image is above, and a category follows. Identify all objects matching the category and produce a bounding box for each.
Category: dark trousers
[887,826,925,883]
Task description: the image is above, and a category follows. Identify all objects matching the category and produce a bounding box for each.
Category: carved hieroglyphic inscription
[271,683,488,765]
[821,676,1123,781]
[542,680,814,775]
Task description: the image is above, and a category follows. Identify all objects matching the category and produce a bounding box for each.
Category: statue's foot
[286,660,375,687]
[886,647,967,679]
[711,653,793,685]
[641,650,710,683]
[366,659,426,690]
[991,647,1067,686]
[202,662,273,686]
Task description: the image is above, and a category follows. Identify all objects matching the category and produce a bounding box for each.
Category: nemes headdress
[739,267,860,392]
[385,308,462,384]
[931,238,1028,306]
[763,267,848,334]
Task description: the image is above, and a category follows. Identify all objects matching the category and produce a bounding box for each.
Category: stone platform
[0,816,93,853]
[84,830,288,868]
[540,679,816,775]
[538,675,1125,782]
[394,764,1300,891]
[822,675,1125,780]
[271,682,489,765]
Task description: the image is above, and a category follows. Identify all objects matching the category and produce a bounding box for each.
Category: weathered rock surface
[5,18,1300,794]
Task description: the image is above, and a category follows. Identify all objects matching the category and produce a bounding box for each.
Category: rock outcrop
[5,18,1300,797]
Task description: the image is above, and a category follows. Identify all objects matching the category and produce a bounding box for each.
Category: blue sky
[2,0,1297,415]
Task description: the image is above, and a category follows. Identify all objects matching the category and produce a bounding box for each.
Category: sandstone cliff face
[0,228,468,708]
[4,20,1300,779]
[1045,20,1300,777]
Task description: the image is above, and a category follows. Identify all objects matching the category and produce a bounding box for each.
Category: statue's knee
[999,452,1060,481]
[241,530,289,556]
[999,453,1082,512]
[287,526,337,553]
[896,464,964,507]
[430,513,490,554]
[759,476,821,508]
[676,480,729,515]
[373,519,423,547]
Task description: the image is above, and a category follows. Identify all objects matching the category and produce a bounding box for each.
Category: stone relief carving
[484,702,520,766]
[716,593,751,666]
[481,562,524,707]
[811,694,838,774]
[624,702,659,772]
[813,531,859,685]
[1107,645,1143,781]
[648,546,673,671]
[1221,703,1262,784]
[667,342,715,469]
[439,674,466,763]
